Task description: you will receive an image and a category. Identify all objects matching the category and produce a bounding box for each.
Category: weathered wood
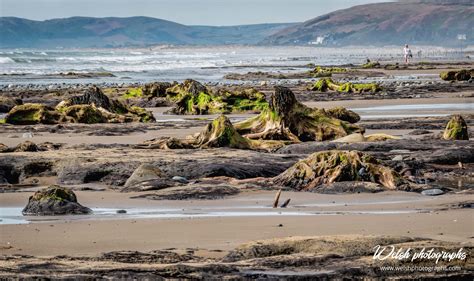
[280,198,291,208]
[273,189,282,208]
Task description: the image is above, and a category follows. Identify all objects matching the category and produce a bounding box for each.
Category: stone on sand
[22,185,92,216]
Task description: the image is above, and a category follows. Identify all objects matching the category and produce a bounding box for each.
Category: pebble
[421,189,444,196]
[389,149,411,154]
[172,176,189,183]
[22,132,34,138]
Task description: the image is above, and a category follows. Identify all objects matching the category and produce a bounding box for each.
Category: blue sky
[0,0,391,25]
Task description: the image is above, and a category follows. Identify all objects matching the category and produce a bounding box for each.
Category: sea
[0,45,467,85]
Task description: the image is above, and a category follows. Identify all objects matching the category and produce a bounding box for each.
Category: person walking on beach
[403,44,412,64]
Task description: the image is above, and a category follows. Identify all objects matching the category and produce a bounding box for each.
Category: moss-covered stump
[310,78,382,93]
[57,86,155,123]
[165,79,220,115]
[309,66,347,78]
[235,86,363,142]
[273,150,403,191]
[22,185,92,216]
[5,103,62,125]
[139,115,286,152]
[443,115,469,140]
[440,69,472,81]
[62,105,107,124]
[165,79,268,115]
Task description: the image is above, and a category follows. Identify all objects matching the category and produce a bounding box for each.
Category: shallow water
[0,206,421,225]
[351,103,473,119]
[353,103,474,112]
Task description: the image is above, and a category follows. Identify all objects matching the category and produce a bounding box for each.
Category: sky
[0,0,391,25]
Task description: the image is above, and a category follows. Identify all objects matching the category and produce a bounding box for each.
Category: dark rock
[22,185,92,215]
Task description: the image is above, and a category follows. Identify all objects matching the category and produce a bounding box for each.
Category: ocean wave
[0,57,15,64]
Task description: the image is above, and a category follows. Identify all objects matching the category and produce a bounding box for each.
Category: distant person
[403,44,412,64]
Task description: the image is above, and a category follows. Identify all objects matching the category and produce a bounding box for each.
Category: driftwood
[272,189,282,208]
[280,198,291,208]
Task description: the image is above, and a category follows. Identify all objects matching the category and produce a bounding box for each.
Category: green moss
[122,87,144,99]
[310,78,329,91]
[0,119,5,124]
[32,185,76,202]
[196,92,212,109]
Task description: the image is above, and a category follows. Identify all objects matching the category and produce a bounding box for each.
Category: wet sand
[1,190,473,257]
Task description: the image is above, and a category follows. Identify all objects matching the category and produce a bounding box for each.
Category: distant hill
[0,16,296,48]
[2,1,473,48]
[262,1,474,46]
